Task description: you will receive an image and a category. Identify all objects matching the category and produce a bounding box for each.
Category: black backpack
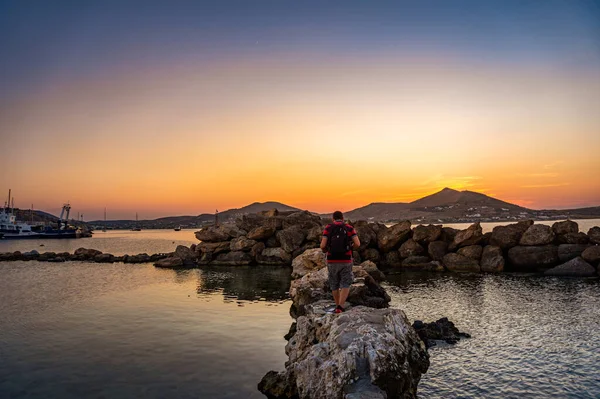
[329,224,350,255]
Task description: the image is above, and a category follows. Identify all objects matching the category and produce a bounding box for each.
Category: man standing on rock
[320,211,360,313]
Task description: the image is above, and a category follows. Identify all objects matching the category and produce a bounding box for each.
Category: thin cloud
[518,172,560,178]
[521,183,571,188]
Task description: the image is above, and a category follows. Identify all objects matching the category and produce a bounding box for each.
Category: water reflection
[196,265,292,302]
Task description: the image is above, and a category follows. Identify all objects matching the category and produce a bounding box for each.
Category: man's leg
[332,289,340,306]
[338,287,350,307]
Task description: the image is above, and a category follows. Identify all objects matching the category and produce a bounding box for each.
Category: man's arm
[351,235,360,249]
[320,237,328,252]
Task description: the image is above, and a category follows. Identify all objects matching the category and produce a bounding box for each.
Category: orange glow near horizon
[2,53,600,219]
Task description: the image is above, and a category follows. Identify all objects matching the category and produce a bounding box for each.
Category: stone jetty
[1,212,598,277]
[259,250,430,399]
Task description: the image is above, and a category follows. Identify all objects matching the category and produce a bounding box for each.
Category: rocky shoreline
[1,210,599,277]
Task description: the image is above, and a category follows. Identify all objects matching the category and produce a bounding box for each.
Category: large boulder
[196,241,231,255]
[450,223,483,250]
[442,253,480,273]
[399,239,425,258]
[558,244,590,263]
[74,248,103,259]
[544,257,596,277]
[247,226,276,241]
[291,248,327,279]
[276,226,306,253]
[557,232,589,245]
[440,227,459,244]
[457,245,483,261]
[123,253,152,263]
[195,224,245,242]
[211,251,252,266]
[588,227,600,245]
[361,248,381,264]
[412,317,471,348]
[282,211,322,230]
[519,224,555,246]
[250,242,265,259]
[236,214,272,232]
[377,220,411,252]
[489,220,533,250]
[229,237,258,252]
[412,224,442,244]
[154,256,184,268]
[507,245,559,270]
[257,247,292,265]
[353,221,377,251]
[305,225,323,242]
[94,253,115,263]
[428,241,448,261]
[581,245,600,265]
[261,303,429,399]
[383,251,401,268]
[174,245,196,265]
[552,220,578,235]
[480,245,505,273]
[358,260,386,282]
[265,234,281,248]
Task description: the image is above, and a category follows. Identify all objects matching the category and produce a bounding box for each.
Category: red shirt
[323,221,357,263]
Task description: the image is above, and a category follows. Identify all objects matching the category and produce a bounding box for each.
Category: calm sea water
[1,228,599,399]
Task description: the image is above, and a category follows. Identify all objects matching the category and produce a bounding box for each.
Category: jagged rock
[457,245,483,261]
[544,257,596,277]
[412,224,442,244]
[552,220,579,235]
[507,245,559,270]
[451,222,483,250]
[266,234,281,248]
[428,241,448,261]
[150,253,169,262]
[557,232,589,245]
[369,223,388,235]
[74,248,103,259]
[274,303,429,399]
[399,239,425,258]
[195,224,246,242]
[480,245,504,273]
[291,242,319,260]
[440,227,459,244]
[277,226,306,253]
[154,256,184,268]
[582,245,600,265]
[354,221,377,251]
[196,241,231,255]
[282,211,322,230]
[413,318,471,348]
[352,251,362,265]
[289,266,390,317]
[47,256,66,263]
[306,225,323,242]
[361,248,381,263]
[383,251,401,268]
[211,251,252,266]
[230,237,257,252]
[520,224,555,246]
[247,226,276,241]
[236,214,272,232]
[257,247,292,265]
[258,370,297,399]
[442,253,480,273]
[558,244,590,262]
[589,227,600,245]
[251,242,265,259]
[377,221,411,252]
[291,248,327,279]
[358,260,386,282]
[22,250,40,259]
[94,253,115,263]
[174,245,196,265]
[489,220,533,250]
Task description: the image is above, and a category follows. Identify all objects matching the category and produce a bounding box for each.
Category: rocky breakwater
[258,249,430,399]
[193,210,324,266]
[0,247,170,264]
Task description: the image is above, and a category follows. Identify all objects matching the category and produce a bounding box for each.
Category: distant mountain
[89,201,300,229]
[344,188,531,223]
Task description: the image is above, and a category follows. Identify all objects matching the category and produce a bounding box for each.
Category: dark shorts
[327,262,354,290]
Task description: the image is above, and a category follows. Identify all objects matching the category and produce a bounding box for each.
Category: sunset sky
[1,0,599,220]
